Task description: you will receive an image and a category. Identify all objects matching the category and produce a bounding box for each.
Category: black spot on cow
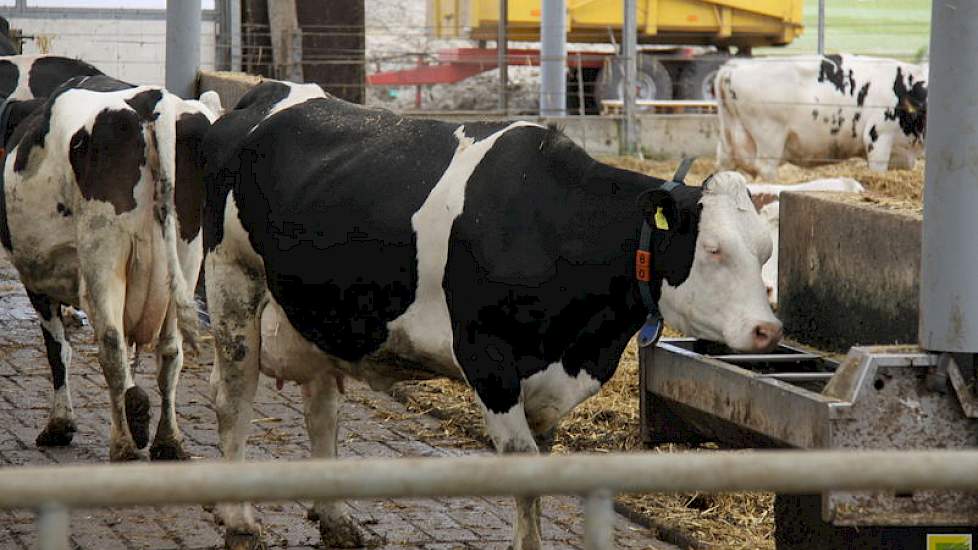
[175,112,210,241]
[203,81,315,253]
[0,98,44,149]
[828,108,845,136]
[888,66,927,140]
[125,89,163,123]
[851,112,861,139]
[0,60,19,98]
[0,169,9,250]
[857,83,870,107]
[28,56,104,99]
[224,96,459,363]
[26,288,53,321]
[869,125,879,142]
[811,109,819,120]
[69,109,146,214]
[25,290,67,391]
[56,202,72,217]
[818,54,847,94]
[848,70,856,95]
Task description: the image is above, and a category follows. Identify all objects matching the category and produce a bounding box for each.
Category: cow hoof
[124,386,151,450]
[225,531,266,550]
[149,438,189,461]
[319,516,382,548]
[109,441,144,462]
[35,418,76,447]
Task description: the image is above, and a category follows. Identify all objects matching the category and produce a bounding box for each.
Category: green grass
[757,0,931,61]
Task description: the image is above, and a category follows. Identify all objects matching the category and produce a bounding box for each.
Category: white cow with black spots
[0,75,220,461]
[716,54,927,180]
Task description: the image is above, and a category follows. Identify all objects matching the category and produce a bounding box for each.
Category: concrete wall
[0,9,217,86]
[778,192,922,352]
[198,70,719,159]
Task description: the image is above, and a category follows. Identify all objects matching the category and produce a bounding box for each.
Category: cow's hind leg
[80,245,148,462]
[477,393,543,550]
[302,370,379,547]
[150,305,188,460]
[28,291,77,447]
[207,260,265,549]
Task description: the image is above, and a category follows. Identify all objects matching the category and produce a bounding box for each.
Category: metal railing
[5,449,978,550]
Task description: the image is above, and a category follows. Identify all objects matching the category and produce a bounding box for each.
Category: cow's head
[893,67,927,142]
[642,171,782,352]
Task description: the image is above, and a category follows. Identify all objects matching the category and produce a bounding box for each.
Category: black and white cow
[0,75,219,461]
[716,54,928,180]
[202,81,782,549]
[0,54,104,100]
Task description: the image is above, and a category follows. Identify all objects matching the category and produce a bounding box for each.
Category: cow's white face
[659,171,783,352]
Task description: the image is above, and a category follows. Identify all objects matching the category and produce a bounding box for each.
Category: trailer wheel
[677,59,726,100]
[595,55,673,106]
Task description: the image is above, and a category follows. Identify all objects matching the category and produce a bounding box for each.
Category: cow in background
[716,55,927,180]
[0,75,220,461]
[0,54,103,100]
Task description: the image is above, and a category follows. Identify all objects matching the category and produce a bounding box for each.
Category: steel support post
[539,0,566,116]
[165,0,202,98]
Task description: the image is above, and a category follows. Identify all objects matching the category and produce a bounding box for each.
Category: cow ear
[637,188,680,232]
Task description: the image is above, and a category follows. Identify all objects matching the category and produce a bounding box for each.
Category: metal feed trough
[640,340,978,531]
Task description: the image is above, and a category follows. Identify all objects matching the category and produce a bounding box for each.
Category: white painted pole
[920,0,978,352]
[165,0,202,98]
[36,504,69,550]
[1,451,978,509]
[229,0,242,72]
[539,0,566,116]
[498,0,508,113]
[817,0,825,55]
[622,0,638,155]
[583,490,614,550]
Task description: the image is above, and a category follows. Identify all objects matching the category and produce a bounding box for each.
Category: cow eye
[705,245,721,257]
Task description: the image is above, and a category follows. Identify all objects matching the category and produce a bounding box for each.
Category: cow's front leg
[150,306,188,460]
[302,370,379,547]
[27,291,77,447]
[478,395,543,550]
[866,130,894,172]
[207,261,265,549]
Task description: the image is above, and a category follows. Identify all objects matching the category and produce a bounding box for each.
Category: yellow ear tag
[654,207,670,230]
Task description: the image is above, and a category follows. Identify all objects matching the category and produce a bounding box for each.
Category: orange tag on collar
[635,250,651,282]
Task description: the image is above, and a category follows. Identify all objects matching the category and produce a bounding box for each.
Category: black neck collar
[634,158,695,347]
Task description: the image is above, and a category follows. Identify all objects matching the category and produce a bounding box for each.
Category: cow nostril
[753,322,783,350]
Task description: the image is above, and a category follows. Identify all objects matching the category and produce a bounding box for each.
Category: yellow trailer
[425,0,805,105]
[430,0,804,46]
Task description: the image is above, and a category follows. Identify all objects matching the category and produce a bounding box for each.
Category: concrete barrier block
[778,192,921,352]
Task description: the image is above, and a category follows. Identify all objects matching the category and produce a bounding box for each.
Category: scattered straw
[600,157,925,212]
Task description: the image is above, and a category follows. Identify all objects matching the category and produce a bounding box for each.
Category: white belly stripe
[385,121,542,373]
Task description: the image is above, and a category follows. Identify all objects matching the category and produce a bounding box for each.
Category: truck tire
[677,58,726,100]
[595,55,673,106]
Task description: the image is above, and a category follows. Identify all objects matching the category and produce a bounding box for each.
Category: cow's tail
[152,92,199,350]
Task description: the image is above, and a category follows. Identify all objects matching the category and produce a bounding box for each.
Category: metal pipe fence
[7,449,978,550]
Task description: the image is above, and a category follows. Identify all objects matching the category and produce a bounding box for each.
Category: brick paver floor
[0,258,674,550]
